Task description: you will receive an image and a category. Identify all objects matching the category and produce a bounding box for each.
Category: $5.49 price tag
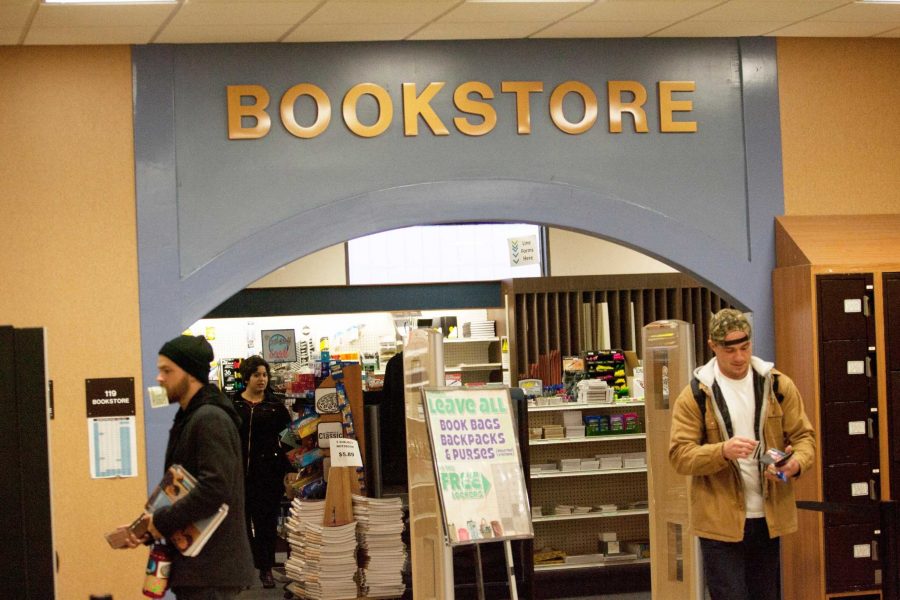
[330,438,363,467]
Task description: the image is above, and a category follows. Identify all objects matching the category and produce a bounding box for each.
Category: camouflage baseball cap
[708,308,752,344]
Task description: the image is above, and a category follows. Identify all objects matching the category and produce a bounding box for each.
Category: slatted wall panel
[504,275,735,383]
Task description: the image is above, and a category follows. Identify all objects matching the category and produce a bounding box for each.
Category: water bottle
[142,543,172,598]
[319,337,331,379]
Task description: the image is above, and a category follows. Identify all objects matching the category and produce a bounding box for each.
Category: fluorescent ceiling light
[856,0,900,3]
[43,0,176,4]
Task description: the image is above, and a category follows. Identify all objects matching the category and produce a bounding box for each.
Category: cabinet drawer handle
[867,418,874,439]
[865,356,872,378]
[872,540,879,561]
[863,295,871,317]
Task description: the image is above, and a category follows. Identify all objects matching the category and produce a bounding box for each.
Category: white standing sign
[422,387,533,545]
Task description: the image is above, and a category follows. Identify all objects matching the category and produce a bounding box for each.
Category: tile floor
[237,571,651,600]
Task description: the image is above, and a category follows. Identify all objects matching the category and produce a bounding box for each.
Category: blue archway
[134,38,782,486]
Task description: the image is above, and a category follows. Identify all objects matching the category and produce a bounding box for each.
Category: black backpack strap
[772,373,783,403]
[690,377,706,420]
[690,377,707,443]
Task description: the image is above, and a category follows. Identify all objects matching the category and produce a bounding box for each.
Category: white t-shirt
[715,362,765,518]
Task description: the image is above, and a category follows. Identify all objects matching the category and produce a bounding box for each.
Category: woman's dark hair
[240,355,270,385]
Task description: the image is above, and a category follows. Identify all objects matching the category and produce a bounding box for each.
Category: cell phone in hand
[760,448,793,481]
[760,447,793,467]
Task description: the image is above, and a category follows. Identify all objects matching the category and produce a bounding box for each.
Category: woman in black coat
[232,355,291,588]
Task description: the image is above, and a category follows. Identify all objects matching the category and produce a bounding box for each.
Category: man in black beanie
[141,335,255,598]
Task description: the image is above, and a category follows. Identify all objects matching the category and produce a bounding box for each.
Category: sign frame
[421,386,533,547]
[261,328,297,363]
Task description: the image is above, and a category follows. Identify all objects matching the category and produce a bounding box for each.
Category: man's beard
[167,374,190,404]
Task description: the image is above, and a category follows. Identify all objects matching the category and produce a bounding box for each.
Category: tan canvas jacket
[668,358,816,542]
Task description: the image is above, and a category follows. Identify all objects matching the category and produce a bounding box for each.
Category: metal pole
[474,543,486,600]
[504,539,519,600]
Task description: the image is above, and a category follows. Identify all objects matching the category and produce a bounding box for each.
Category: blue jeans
[699,517,781,600]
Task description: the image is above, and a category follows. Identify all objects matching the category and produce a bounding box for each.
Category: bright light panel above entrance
[349,224,544,286]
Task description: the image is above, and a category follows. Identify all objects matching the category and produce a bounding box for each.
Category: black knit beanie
[159,335,214,383]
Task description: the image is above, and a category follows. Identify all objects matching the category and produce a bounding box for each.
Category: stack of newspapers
[352,494,407,599]
[284,498,359,600]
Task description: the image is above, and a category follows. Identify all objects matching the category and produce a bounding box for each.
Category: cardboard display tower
[642,319,703,600]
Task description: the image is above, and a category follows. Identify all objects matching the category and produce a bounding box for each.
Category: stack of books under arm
[353,494,407,599]
[284,498,359,600]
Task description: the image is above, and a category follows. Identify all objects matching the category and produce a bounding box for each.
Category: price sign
[330,438,362,467]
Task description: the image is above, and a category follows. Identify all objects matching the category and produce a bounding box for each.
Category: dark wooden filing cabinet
[773,215,900,600]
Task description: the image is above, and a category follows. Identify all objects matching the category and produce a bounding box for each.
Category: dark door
[0,326,54,599]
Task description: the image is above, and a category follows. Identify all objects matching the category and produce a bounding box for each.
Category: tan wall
[0,38,897,597]
[778,38,900,216]
[0,46,147,598]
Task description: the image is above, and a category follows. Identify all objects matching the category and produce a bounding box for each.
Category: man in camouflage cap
[708,307,752,344]
[669,308,816,600]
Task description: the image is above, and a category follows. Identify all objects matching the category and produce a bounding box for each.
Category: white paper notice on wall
[844,298,863,313]
[851,481,870,497]
[853,543,872,559]
[848,421,867,435]
[847,360,865,375]
[508,235,538,267]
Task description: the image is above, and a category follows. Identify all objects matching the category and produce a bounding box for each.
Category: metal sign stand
[504,539,519,600]
[474,544,485,600]
[468,539,519,600]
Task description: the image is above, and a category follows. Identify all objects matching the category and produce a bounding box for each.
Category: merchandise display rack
[530,466,647,479]
[532,507,649,523]
[533,557,651,572]
[528,400,645,413]
[530,433,646,446]
[441,335,505,384]
[527,398,649,564]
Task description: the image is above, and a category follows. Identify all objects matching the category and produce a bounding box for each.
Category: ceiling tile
[874,26,900,37]
[651,19,787,37]
[305,0,458,25]
[24,25,156,44]
[691,0,850,22]
[32,3,176,27]
[0,2,35,30]
[438,1,587,23]
[810,1,900,22]
[172,1,319,25]
[411,20,544,39]
[3,0,899,46]
[773,20,899,36]
[283,22,418,41]
[156,23,295,43]
[574,0,720,22]
[534,20,673,37]
[0,27,22,44]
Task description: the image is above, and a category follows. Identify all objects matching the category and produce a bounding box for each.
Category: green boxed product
[623,412,641,433]
[609,414,624,434]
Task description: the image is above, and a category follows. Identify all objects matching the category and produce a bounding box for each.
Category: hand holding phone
[760,448,794,482]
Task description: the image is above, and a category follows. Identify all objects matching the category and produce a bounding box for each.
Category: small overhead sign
[508,235,538,267]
